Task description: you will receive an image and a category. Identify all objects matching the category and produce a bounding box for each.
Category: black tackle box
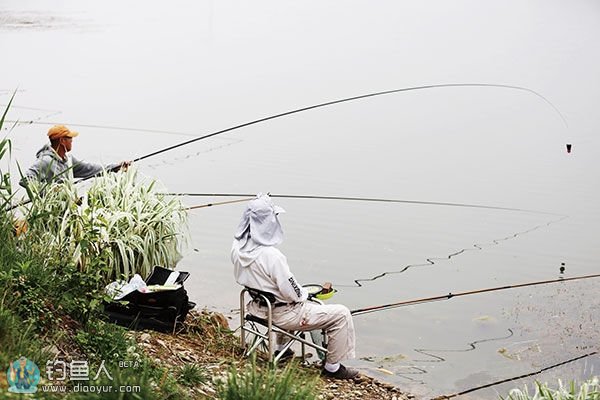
[103,266,196,332]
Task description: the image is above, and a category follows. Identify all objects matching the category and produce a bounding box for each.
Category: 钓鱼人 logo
[7,357,40,393]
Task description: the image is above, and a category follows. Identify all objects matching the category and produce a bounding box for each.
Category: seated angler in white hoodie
[231,193,359,380]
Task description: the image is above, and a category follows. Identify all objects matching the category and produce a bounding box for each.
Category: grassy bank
[0,102,200,398]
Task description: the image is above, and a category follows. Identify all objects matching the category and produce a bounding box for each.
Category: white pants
[248,301,356,364]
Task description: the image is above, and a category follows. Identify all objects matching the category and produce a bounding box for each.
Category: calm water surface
[2,1,599,398]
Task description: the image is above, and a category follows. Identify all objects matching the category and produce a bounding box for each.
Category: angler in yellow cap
[20,125,130,187]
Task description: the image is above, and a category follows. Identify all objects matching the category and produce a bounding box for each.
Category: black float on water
[566,143,572,153]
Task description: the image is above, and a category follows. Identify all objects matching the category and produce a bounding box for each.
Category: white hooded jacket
[231,194,308,304]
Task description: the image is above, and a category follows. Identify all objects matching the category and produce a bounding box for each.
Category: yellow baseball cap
[47,125,79,140]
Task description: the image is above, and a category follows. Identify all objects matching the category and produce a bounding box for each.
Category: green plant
[216,358,318,400]
[84,169,188,279]
[0,92,15,212]
[0,305,51,368]
[503,377,600,400]
[21,168,188,282]
[177,363,208,387]
[74,319,132,363]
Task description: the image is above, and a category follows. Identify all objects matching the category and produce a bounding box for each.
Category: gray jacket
[20,144,117,187]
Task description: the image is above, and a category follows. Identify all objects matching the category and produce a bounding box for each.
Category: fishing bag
[103,266,196,332]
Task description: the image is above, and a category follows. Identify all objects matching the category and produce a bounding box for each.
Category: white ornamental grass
[24,168,188,281]
[504,377,599,400]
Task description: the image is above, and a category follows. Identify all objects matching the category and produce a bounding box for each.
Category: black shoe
[322,364,359,380]
[274,348,295,361]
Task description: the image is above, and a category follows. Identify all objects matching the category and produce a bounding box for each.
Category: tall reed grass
[22,168,188,281]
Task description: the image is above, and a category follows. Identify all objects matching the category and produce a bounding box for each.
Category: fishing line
[129,83,568,164]
[2,113,64,133]
[432,351,598,399]
[145,137,244,169]
[413,329,515,363]
[363,329,514,383]
[351,215,568,287]
[0,105,60,113]
[176,194,570,294]
[4,120,200,138]
[0,90,26,96]
[168,192,563,216]
[349,273,600,316]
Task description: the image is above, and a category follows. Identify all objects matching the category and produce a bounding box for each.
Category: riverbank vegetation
[0,103,325,399]
[502,378,599,400]
[21,168,188,281]
[1,109,193,397]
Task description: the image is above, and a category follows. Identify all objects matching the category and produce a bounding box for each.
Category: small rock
[140,333,151,342]
[203,385,216,394]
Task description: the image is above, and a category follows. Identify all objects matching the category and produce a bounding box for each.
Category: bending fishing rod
[130,83,568,164]
[349,273,600,316]
[168,192,563,216]
[4,83,566,212]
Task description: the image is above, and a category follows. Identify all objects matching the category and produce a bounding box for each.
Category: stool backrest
[245,287,277,305]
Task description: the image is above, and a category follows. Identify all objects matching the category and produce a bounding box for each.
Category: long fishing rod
[170,192,562,215]
[184,197,252,210]
[349,273,600,316]
[130,83,568,164]
[5,83,566,212]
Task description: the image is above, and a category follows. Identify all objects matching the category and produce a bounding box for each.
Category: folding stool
[239,287,328,365]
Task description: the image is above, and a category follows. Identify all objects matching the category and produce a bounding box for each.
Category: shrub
[21,168,188,282]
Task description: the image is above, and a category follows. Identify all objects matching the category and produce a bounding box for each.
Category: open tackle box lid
[146,266,190,286]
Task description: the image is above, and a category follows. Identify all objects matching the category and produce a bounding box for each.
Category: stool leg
[266,301,273,363]
[240,290,247,350]
[300,332,306,361]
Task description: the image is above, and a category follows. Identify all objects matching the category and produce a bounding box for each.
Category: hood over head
[233,193,285,257]
[36,144,61,160]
